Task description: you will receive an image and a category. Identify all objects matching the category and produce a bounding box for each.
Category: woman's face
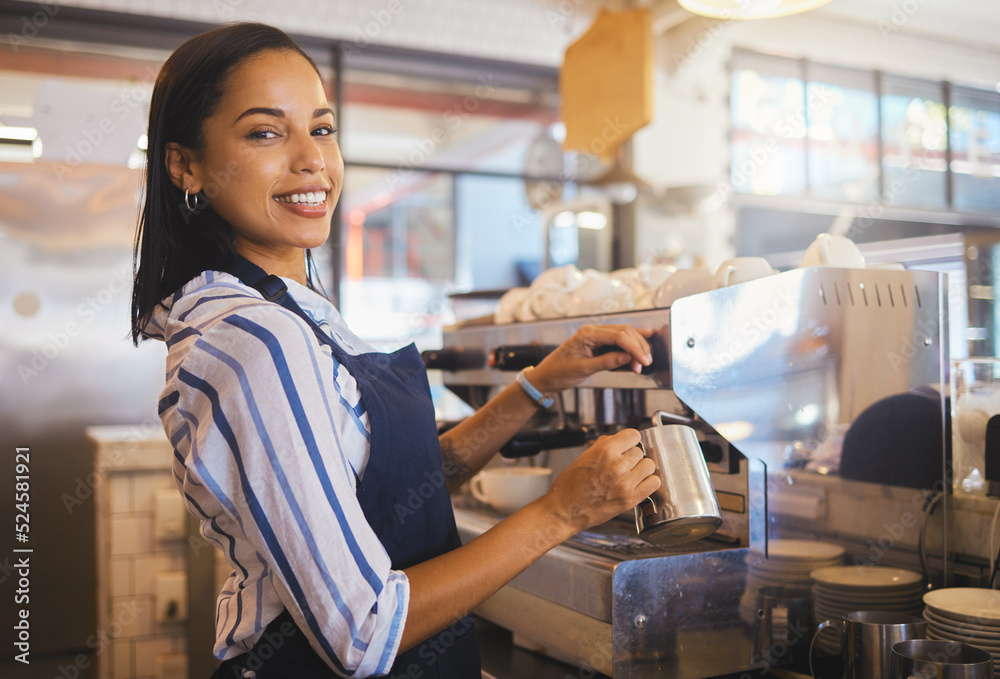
[185,49,343,270]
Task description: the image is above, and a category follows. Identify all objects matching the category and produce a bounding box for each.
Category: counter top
[475,618,843,679]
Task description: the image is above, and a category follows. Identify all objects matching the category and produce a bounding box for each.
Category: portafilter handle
[499,427,595,458]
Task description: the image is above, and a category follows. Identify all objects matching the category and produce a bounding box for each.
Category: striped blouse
[144,270,409,677]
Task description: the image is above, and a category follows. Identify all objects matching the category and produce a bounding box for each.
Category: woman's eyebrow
[235,107,335,122]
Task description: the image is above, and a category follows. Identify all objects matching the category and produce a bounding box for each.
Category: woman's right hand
[540,429,661,534]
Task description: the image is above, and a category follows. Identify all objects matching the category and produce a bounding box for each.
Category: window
[950,86,1000,213]
[806,63,879,203]
[730,49,1000,215]
[881,75,948,209]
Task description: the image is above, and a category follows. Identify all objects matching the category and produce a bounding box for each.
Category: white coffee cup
[470,467,552,514]
[714,257,776,287]
[867,262,906,271]
[529,288,574,319]
[642,264,677,290]
[530,264,588,292]
[800,233,866,269]
[565,275,634,317]
[495,287,531,324]
[653,269,714,308]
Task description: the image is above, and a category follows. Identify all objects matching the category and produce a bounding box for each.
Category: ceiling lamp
[678,0,835,20]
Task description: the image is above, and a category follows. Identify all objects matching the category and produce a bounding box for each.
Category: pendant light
[678,0,835,20]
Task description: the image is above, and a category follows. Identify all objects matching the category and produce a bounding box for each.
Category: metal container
[634,416,722,545]
[891,639,994,679]
[817,611,929,679]
[753,586,813,667]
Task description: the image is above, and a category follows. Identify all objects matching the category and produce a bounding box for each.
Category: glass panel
[338,166,454,349]
[340,70,557,174]
[454,174,544,290]
[880,75,948,209]
[730,52,807,196]
[950,86,1000,213]
[805,64,880,202]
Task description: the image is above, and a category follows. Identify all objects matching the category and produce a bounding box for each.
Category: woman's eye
[247,129,278,140]
[312,126,337,137]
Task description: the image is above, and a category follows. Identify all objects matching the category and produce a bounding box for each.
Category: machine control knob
[490,344,558,371]
[593,335,669,375]
[421,348,486,371]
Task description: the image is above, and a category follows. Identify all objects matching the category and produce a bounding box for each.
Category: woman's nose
[293,133,325,173]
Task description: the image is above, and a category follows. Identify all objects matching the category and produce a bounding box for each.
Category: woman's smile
[272,184,331,217]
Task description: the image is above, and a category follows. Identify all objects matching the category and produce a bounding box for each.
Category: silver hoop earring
[184,187,201,213]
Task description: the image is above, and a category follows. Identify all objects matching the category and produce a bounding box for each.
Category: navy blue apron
[210,256,481,678]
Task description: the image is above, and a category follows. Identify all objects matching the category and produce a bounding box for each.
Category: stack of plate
[923,588,1000,678]
[811,566,925,655]
[739,539,845,624]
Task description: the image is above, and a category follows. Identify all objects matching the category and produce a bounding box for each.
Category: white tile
[109,556,133,598]
[111,639,133,679]
[134,637,174,677]
[109,476,134,515]
[133,551,185,596]
[110,516,154,556]
[110,596,154,638]
[132,472,174,515]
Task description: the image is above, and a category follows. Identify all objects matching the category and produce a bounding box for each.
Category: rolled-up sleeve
[163,301,408,677]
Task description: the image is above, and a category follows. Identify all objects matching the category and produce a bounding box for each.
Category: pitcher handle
[809,618,842,679]
[634,496,657,534]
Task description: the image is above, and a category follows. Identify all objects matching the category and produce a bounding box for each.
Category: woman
[131,22,659,679]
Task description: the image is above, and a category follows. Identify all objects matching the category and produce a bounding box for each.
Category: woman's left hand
[528,324,655,393]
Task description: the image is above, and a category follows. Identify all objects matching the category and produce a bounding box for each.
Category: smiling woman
[130,21,658,679]
[161,48,343,284]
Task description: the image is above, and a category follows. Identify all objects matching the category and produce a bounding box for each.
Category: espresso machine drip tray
[454,496,722,560]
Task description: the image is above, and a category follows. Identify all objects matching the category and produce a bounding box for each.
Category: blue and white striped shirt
[145,270,409,677]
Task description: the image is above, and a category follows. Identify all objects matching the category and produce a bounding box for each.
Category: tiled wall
[89,426,191,679]
[47,0,594,66]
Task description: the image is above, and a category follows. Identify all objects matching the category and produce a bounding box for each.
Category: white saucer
[811,566,923,589]
[924,589,1000,624]
[924,608,1000,636]
[752,540,846,562]
[927,626,1000,653]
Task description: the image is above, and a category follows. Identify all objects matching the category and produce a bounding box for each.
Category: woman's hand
[539,429,660,534]
[528,324,654,393]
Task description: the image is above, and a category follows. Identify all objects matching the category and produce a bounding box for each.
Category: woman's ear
[164,142,202,193]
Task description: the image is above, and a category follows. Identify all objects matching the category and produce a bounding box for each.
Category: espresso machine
[426,267,950,678]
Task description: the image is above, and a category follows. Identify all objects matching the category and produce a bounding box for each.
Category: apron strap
[223,256,338,354]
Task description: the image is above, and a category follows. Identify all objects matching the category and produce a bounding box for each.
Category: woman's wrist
[524,365,561,395]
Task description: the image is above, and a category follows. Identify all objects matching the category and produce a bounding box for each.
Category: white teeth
[274,191,327,206]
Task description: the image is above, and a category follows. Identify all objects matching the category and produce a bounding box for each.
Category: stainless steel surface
[669,267,947,471]
[890,640,994,679]
[440,266,950,677]
[817,611,928,679]
[634,421,722,545]
[754,587,813,668]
